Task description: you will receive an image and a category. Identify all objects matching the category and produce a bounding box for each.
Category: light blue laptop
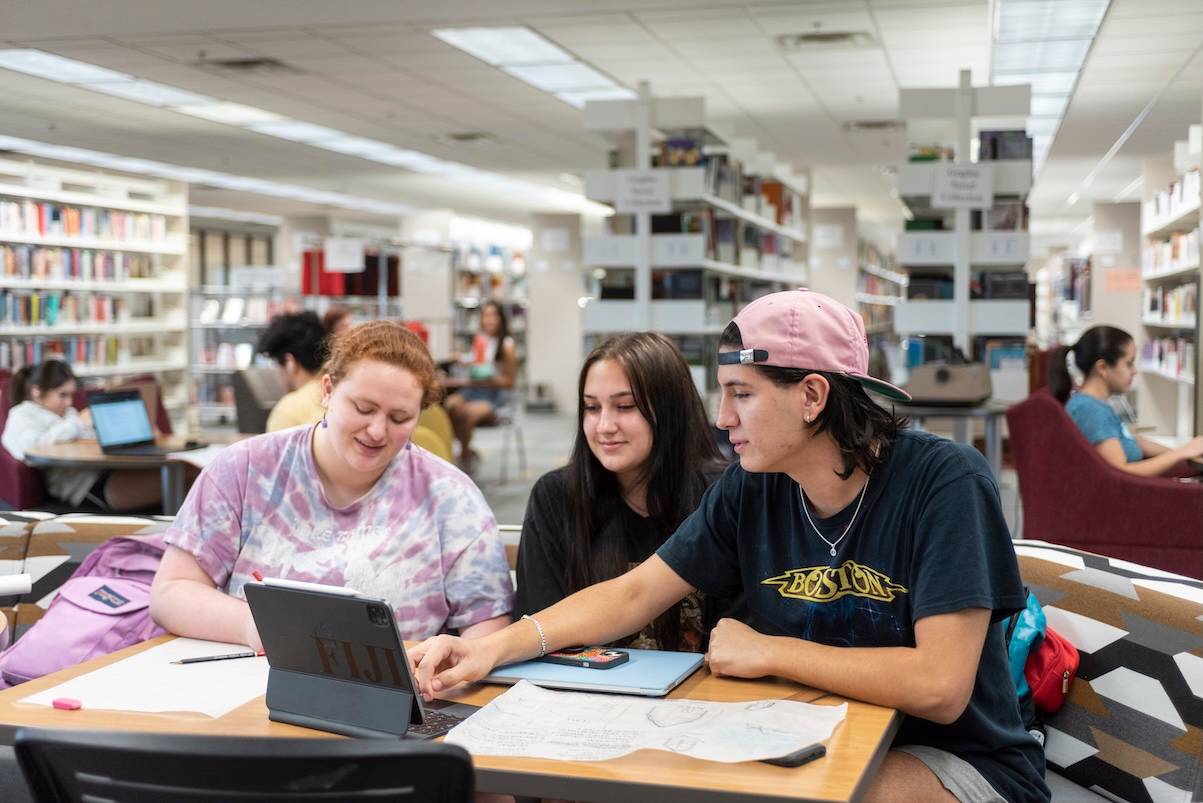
[483,648,703,697]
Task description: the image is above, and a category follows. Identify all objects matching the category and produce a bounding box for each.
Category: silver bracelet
[522,614,547,657]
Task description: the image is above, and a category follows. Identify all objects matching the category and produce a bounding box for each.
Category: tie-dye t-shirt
[164,425,513,640]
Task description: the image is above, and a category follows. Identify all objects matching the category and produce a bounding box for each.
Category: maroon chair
[1007,389,1203,579]
[0,370,46,509]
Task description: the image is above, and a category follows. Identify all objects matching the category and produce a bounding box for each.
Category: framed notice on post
[615,169,671,214]
[932,164,994,210]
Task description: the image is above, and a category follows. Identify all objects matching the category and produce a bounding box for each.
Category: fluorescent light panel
[433,25,631,111]
[0,47,612,216]
[0,134,412,216]
[990,0,1111,177]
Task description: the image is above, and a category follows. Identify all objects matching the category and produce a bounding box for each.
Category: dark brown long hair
[1047,325,1133,403]
[9,360,76,408]
[565,333,724,648]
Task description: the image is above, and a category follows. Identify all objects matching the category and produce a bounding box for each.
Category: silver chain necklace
[797,475,871,558]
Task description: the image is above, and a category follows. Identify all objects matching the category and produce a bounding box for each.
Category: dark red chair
[0,370,46,509]
[1007,389,1203,579]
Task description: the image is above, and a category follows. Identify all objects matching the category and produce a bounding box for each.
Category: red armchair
[1007,389,1203,579]
[0,371,46,509]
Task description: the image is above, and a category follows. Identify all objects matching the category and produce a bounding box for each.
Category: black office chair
[14,729,473,803]
[232,367,285,434]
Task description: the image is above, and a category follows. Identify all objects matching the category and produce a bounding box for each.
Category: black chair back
[15,729,473,803]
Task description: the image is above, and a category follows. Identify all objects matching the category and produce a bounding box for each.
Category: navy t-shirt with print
[657,429,1049,803]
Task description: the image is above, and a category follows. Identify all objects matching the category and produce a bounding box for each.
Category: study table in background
[0,636,901,803]
[24,438,230,516]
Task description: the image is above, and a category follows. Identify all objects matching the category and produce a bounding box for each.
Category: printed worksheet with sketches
[21,638,268,718]
[445,680,847,763]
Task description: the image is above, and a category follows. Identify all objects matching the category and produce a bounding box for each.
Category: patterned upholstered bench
[1018,540,1203,803]
[0,513,172,644]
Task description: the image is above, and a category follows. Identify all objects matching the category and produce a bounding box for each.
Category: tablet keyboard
[408,710,464,738]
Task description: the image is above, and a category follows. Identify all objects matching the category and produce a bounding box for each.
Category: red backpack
[1025,626,1079,714]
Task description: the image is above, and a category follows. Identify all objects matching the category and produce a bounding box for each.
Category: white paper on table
[166,444,225,469]
[21,638,268,718]
[445,680,847,763]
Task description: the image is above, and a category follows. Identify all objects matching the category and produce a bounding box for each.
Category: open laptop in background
[87,389,176,456]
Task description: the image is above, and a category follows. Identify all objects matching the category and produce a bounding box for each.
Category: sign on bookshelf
[615,169,671,214]
[323,237,366,273]
[932,164,994,210]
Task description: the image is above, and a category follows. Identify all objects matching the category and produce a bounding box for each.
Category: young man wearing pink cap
[413,290,1048,803]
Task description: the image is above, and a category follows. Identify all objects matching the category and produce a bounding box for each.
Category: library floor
[472,412,1024,537]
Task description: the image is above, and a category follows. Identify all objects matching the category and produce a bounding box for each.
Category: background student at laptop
[2,360,161,511]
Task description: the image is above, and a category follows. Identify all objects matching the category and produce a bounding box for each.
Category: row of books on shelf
[0,245,160,283]
[0,290,135,327]
[905,201,1028,232]
[455,272,527,302]
[195,297,284,326]
[974,337,1027,370]
[1141,336,1194,381]
[1144,283,1197,321]
[300,251,401,297]
[644,211,795,265]
[0,335,155,371]
[906,271,1029,300]
[0,200,170,242]
[456,244,525,275]
[1143,227,1200,275]
[195,380,236,408]
[859,274,904,299]
[907,131,1033,163]
[196,342,256,371]
[1145,168,1201,225]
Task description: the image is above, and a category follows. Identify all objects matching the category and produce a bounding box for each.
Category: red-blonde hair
[325,320,443,408]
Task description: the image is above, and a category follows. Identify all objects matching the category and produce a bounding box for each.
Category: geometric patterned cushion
[0,511,52,638]
[1016,540,1203,803]
[14,513,173,640]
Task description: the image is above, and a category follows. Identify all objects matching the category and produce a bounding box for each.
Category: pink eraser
[51,698,81,711]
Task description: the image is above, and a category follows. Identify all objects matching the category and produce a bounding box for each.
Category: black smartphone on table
[538,646,630,669]
[761,742,826,768]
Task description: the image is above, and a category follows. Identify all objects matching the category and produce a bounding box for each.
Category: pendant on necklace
[829,546,837,557]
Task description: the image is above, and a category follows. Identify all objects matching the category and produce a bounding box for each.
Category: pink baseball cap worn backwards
[718,288,911,402]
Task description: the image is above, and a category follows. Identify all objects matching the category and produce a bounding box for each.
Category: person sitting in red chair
[1049,325,1203,477]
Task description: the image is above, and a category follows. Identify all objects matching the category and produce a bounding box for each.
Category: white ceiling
[0,0,1199,237]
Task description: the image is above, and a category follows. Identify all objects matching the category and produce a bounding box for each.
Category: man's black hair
[256,311,327,373]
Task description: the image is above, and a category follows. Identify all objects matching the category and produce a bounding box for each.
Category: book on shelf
[0,199,168,241]
[978,131,1033,161]
[976,201,1028,231]
[198,298,221,324]
[220,298,245,325]
[973,337,1026,370]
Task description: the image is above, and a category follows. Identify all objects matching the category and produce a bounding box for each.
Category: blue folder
[483,648,704,697]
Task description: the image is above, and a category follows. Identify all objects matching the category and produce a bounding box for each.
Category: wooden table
[24,438,217,515]
[0,637,900,803]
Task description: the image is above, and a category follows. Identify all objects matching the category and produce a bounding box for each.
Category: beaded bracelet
[522,614,547,657]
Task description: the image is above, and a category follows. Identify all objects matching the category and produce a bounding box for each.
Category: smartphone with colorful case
[538,646,630,670]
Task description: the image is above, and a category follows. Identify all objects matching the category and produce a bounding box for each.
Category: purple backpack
[0,533,168,688]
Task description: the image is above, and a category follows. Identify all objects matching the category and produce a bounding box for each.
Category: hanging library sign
[615,169,672,214]
[932,164,994,210]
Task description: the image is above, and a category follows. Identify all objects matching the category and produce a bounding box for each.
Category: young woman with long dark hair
[1048,325,1203,476]
[444,300,519,471]
[513,332,738,651]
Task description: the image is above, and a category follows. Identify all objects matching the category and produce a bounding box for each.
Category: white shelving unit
[857,240,906,337]
[1138,125,1200,441]
[580,84,808,402]
[894,70,1032,403]
[0,157,190,422]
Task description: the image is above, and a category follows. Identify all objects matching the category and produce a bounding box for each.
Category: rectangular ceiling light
[0,48,131,84]
[433,25,631,110]
[432,27,573,66]
[991,0,1111,175]
[0,48,612,216]
[88,80,213,107]
[174,102,283,125]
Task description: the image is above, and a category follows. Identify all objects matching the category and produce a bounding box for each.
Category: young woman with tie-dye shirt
[150,321,514,649]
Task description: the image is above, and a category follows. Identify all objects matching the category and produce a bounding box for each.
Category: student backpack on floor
[0,533,168,688]
[1002,589,1080,745]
